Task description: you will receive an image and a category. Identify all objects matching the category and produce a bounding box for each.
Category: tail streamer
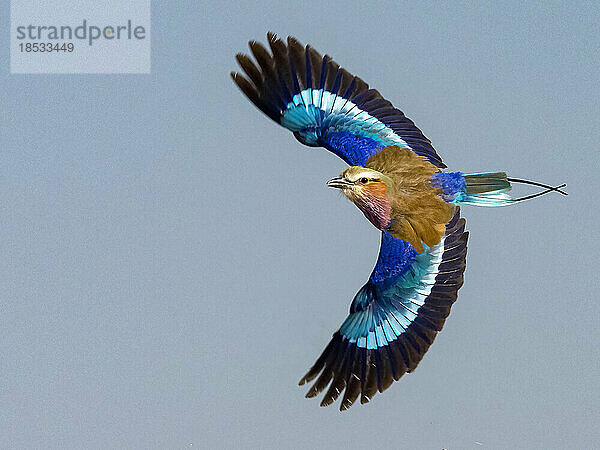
[507,178,568,201]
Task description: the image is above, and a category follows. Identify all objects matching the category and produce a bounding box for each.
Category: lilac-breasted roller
[231,33,567,410]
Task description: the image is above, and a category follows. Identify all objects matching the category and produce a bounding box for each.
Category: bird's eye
[359,177,369,184]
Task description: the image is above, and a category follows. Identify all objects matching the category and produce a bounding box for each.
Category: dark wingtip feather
[298,337,339,386]
[235,54,262,87]
[230,72,259,101]
[339,372,361,411]
[298,367,319,386]
[360,353,378,404]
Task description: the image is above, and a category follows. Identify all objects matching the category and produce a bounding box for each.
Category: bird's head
[327,166,394,230]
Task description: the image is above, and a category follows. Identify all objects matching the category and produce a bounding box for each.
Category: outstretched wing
[232,33,445,168]
[299,209,468,410]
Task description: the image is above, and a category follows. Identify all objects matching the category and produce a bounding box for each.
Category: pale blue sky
[1,1,599,449]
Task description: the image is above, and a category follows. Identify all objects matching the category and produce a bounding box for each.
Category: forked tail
[454,172,567,207]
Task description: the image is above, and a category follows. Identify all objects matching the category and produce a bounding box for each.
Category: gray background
[1,1,598,449]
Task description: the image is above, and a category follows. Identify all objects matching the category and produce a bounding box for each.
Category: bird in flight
[231,33,567,410]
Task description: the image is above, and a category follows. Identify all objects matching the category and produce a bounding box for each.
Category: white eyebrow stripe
[344,169,381,183]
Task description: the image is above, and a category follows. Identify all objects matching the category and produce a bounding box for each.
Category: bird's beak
[327,177,352,189]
